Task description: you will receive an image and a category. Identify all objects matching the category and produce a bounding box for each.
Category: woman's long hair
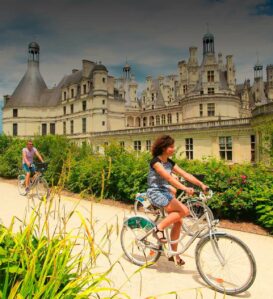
[151,135,174,157]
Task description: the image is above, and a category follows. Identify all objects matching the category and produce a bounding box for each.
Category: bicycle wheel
[182,199,214,237]
[195,233,256,295]
[134,200,161,222]
[18,174,27,196]
[121,216,161,266]
[36,177,49,200]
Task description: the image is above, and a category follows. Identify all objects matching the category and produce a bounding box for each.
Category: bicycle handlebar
[194,189,213,201]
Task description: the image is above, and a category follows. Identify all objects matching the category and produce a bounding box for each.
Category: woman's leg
[157,198,189,230]
[157,198,189,262]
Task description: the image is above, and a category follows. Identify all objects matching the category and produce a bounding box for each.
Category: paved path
[0,180,272,299]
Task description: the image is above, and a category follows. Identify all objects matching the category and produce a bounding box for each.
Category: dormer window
[83,84,87,94]
[71,89,74,98]
[63,91,67,101]
[207,71,214,82]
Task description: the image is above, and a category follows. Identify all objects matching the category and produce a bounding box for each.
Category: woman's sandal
[153,226,167,243]
[168,256,185,266]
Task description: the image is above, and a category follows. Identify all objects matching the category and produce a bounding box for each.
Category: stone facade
[2,33,273,164]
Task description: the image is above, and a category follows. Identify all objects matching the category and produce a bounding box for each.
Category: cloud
[0,0,273,98]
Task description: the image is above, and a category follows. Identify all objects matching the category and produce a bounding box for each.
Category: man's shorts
[147,188,174,207]
[23,163,35,173]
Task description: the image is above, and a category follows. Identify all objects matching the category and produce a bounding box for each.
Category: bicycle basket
[35,162,48,172]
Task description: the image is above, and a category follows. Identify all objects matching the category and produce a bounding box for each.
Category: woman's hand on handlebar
[184,187,194,196]
[200,183,209,193]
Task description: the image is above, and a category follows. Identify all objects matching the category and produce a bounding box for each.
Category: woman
[147,135,208,265]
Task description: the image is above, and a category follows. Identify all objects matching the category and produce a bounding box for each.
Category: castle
[2,32,273,163]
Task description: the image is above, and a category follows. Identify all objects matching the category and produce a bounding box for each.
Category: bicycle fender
[123,215,156,230]
[197,231,228,244]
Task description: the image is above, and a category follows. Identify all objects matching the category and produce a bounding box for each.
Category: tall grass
[0,154,131,298]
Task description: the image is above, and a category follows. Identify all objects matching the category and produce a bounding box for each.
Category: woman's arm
[153,162,194,195]
[172,164,208,191]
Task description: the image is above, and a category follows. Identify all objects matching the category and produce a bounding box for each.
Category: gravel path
[0,180,272,299]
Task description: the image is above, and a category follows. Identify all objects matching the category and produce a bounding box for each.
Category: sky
[0,0,273,97]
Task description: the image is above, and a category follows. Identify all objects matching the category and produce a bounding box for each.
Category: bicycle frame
[137,194,221,260]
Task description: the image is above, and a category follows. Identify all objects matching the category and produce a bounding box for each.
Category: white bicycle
[122,190,256,295]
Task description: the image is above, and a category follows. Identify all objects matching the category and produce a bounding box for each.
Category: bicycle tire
[120,216,161,266]
[182,199,214,238]
[17,174,26,196]
[195,232,256,295]
[134,200,161,222]
[36,177,49,200]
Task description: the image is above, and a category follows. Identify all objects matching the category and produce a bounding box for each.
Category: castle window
[183,85,187,94]
[146,140,151,151]
[13,109,18,117]
[143,117,147,127]
[208,88,215,94]
[63,91,67,101]
[82,118,86,133]
[71,89,74,98]
[120,141,125,148]
[42,123,47,136]
[200,90,204,95]
[134,140,141,151]
[185,138,193,160]
[50,123,55,135]
[70,120,74,134]
[83,84,87,94]
[207,70,214,82]
[102,99,105,105]
[102,77,106,83]
[149,116,154,126]
[161,114,166,125]
[156,115,160,125]
[63,122,66,135]
[251,135,256,162]
[102,109,105,114]
[207,103,215,116]
[136,117,141,127]
[102,121,105,126]
[199,104,203,117]
[167,113,172,124]
[82,100,86,111]
[176,113,179,123]
[63,106,66,115]
[70,104,74,114]
[13,123,18,136]
[219,136,232,161]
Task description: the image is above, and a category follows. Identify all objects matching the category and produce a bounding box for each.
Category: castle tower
[4,42,47,107]
[252,61,266,104]
[226,55,236,92]
[178,60,187,97]
[123,62,132,106]
[203,32,215,56]
[266,65,273,100]
[128,75,139,109]
[188,47,199,90]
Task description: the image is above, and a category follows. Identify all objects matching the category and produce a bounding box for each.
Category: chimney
[82,60,95,77]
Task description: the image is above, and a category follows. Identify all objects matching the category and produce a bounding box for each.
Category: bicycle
[121,190,256,295]
[134,190,214,238]
[18,162,49,199]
